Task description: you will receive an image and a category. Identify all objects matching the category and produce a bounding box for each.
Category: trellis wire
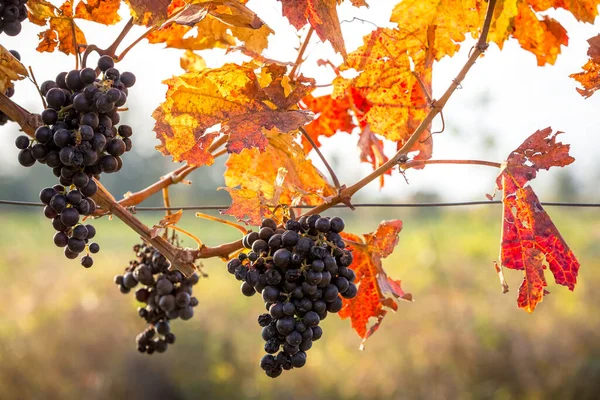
[1,199,599,211]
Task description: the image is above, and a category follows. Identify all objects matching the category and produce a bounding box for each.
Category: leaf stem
[299,126,341,189]
[290,27,314,78]
[195,212,249,234]
[82,18,135,68]
[116,25,157,62]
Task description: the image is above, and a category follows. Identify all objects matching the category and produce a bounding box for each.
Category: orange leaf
[125,0,172,26]
[180,50,207,72]
[300,93,355,150]
[278,0,346,56]
[339,220,412,344]
[147,0,273,54]
[27,0,87,55]
[528,0,600,23]
[219,187,272,226]
[74,0,121,25]
[222,131,336,224]
[496,127,580,313]
[153,63,314,164]
[570,34,600,98]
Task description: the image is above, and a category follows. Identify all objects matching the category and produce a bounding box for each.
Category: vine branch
[299,0,499,218]
[290,27,314,78]
[299,126,341,189]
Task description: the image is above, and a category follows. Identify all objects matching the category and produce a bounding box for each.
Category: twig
[27,66,47,109]
[402,159,502,170]
[115,135,229,209]
[290,27,314,78]
[299,0,499,218]
[71,19,79,69]
[195,212,249,234]
[82,18,135,68]
[299,126,341,189]
[116,26,157,61]
[92,180,198,276]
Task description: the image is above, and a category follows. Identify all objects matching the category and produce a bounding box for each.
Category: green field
[0,208,598,399]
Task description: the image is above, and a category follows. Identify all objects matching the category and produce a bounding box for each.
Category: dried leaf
[74,0,121,25]
[222,131,336,223]
[125,0,172,26]
[180,50,207,72]
[496,127,580,313]
[570,34,600,98]
[27,0,87,55]
[339,220,412,344]
[278,0,346,56]
[150,210,183,238]
[148,0,273,54]
[219,187,272,226]
[0,45,28,93]
[528,0,600,23]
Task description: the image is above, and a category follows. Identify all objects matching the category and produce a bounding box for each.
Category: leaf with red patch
[495,127,580,313]
[277,0,346,56]
[339,220,412,346]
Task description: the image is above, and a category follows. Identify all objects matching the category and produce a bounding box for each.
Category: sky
[1,0,599,203]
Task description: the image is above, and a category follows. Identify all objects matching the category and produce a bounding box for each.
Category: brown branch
[299,0,499,218]
[402,159,502,170]
[82,18,135,68]
[116,26,157,61]
[290,27,314,78]
[115,134,229,209]
[299,126,341,189]
[92,180,197,276]
[0,93,42,137]
[192,239,244,260]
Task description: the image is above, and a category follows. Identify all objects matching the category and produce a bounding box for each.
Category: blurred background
[1,0,599,399]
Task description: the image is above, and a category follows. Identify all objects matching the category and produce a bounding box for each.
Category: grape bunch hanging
[0,0,28,37]
[115,243,200,354]
[1,49,21,125]
[14,55,136,267]
[227,215,357,378]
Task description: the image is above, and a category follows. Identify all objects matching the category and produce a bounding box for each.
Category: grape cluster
[227,215,357,378]
[0,49,21,126]
[14,55,135,267]
[115,243,200,354]
[0,0,28,37]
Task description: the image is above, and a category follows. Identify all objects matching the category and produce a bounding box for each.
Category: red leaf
[338,220,412,345]
[496,127,580,313]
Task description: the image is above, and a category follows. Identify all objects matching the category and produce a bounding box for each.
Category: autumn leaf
[570,34,600,98]
[74,0,121,25]
[27,0,86,55]
[180,50,207,72]
[300,93,355,150]
[339,220,412,346]
[125,0,172,26]
[147,0,273,54]
[222,130,336,224]
[278,0,346,56]
[153,63,315,165]
[0,45,28,94]
[495,127,580,313]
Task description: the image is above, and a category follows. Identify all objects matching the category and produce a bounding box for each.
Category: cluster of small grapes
[115,243,200,354]
[227,215,357,378]
[0,49,21,126]
[14,55,135,267]
[0,0,27,37]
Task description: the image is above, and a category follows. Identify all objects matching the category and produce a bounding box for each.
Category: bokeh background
[1,0,599,399]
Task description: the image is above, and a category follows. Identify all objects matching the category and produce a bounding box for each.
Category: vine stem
[299,0,499,218]
[82,18,135,68]
[0,92,42,136]
[290,27,314,78]
[92,180,198,276]
[299,126,341,189]
[116,26,157,61]
[115,134,229,209]
[402,159,502,170]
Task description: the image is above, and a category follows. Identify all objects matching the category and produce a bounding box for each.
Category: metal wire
[1,199,599,210]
